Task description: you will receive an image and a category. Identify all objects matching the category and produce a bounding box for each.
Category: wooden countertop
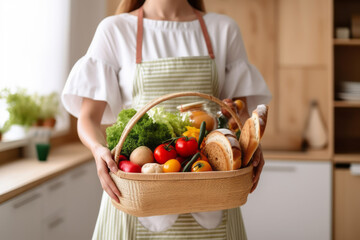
[0,143,93,204]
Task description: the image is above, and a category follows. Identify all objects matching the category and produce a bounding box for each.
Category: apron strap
[136,6,144,64]
[193,9,215,59]
[136,6,215,64]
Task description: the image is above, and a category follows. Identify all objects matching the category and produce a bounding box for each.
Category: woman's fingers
[103,151,119,174]
[97,161,121,203]
[95,145,118,173]
[251,159,264,193]
[221,99,237,118]
[250,147,265,193]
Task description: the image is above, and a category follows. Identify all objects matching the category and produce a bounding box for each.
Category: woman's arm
[232,97,265,193]
[78,98,121,202]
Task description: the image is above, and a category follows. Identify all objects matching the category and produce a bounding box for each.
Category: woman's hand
[250,146,264,193]
[92,144,121,203]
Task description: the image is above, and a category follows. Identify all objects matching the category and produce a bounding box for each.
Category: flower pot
[33,119,44,127]
[43,118,56,128]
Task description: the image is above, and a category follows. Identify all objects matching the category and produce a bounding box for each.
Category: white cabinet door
[41,174,68,240]
[241,160,332,240]
[5,188,43,240]
[65,161,102,240]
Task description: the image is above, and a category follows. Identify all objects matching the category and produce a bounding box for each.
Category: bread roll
[203,129,242,171]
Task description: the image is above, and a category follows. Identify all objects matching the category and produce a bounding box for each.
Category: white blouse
[62,12,271,124]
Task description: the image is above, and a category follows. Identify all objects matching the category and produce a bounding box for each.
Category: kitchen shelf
[334,39,360,46]
[334,154,360,163]
[334,100,360,108]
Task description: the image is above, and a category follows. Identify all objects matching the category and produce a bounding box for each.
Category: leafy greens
[106,108,171,156]
[148,107,190,138]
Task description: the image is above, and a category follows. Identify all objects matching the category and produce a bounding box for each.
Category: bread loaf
[240,104,268,167]
[203,129,242,171]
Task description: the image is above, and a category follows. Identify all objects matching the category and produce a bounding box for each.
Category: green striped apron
[92,7,247,239]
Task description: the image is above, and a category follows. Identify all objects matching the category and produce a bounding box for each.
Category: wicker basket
[110,92,253,217]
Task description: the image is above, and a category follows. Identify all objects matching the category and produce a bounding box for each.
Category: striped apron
[92,7,247,239]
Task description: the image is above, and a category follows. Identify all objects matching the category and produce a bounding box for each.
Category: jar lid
[177,101,205,112]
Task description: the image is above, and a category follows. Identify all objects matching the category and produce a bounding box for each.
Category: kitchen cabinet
[241,160,332,240]
[334,164,360,240]
[66,161,102,239]
[0,160,102,240]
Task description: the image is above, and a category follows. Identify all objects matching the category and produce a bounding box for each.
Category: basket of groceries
[108,92,268,217]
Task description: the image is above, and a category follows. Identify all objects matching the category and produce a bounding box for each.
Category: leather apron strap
[135,6,215,64]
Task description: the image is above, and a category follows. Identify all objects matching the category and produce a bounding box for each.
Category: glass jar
[177,101,217,132]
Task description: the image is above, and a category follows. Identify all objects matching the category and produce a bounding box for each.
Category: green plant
[0,122,10,134]
[0,88,40,128]
[34,92,60,120]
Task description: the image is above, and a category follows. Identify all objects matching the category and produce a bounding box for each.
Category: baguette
[240,105,268,167]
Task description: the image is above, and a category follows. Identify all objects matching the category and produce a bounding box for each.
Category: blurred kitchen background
[1,0,360,239]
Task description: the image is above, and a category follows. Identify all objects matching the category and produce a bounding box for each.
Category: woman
[62,0,271,239]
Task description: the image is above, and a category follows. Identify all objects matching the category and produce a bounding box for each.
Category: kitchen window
[0,0,71,139]
[0,0,106,151]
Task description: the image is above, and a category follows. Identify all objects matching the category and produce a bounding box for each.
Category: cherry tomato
[154,144,177,164]
[175,137,198,158]
[191,160,212,172]
[118,160,141,173]
[163,159,181,173]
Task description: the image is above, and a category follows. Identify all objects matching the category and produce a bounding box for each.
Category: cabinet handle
[350,164,360,176]
[263,166,296,172]
[13,193,41,209]
[48,217,65,229]
[48,181,65,191]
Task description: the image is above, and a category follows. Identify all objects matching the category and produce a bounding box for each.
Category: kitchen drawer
[42,209,67,240]
[334,163,360,240]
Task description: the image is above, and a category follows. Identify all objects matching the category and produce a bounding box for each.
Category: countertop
[0,143,93,204]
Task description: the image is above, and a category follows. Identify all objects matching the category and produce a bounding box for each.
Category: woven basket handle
[112,92,243,163]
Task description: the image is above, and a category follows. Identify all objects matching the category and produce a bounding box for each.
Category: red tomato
[154,144,177,164]
[118,160,141,173]
[175,137,198,158]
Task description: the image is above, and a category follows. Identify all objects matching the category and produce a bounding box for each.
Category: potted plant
[34,92,59,128]
[0,89,40,138]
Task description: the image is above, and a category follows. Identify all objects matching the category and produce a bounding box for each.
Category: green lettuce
[106,108,171,156]
[148,107,191,137]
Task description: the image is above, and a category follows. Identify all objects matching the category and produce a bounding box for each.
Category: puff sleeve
[61,18,122,124]
[220,20,272,113]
